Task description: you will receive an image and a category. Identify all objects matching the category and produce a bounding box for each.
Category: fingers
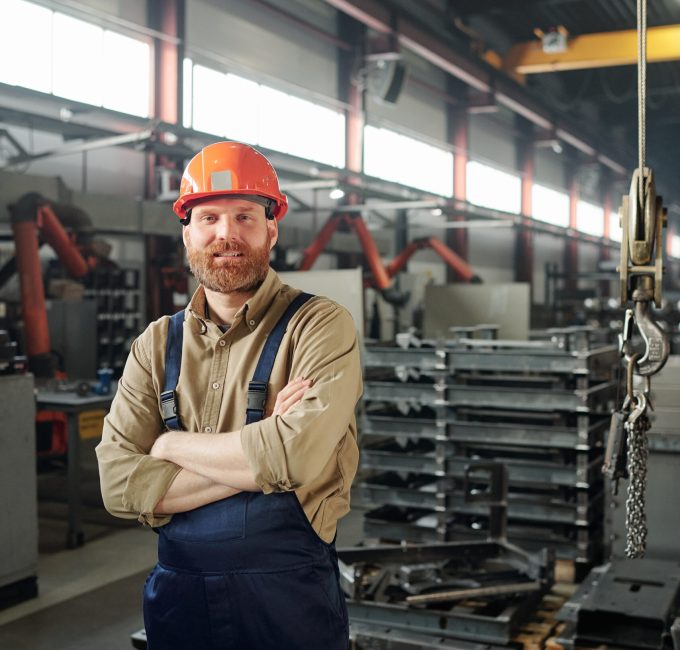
[277,376,307,401]
[272,376,312,416]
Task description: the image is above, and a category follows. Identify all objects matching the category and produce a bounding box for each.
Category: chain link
[625,406,650,558]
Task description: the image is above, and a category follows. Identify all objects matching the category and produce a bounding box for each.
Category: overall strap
[246,292,313,424]
[160,309,186,431]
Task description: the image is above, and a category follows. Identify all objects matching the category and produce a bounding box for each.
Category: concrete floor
[0,467,367,650]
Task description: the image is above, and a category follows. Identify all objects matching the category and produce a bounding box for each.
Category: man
[96,141,362,650]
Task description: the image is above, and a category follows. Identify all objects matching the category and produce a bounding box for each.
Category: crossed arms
[151,377,311,514]
[96,303,362,527]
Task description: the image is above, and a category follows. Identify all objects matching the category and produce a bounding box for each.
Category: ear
[182,224,190,249]
[267,217,278,250]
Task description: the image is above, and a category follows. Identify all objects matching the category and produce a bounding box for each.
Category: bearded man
[96,141,362,650]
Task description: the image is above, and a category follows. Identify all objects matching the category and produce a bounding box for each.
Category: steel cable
[637,0,646,200]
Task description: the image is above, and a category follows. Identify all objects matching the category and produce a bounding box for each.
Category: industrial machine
[5,192,91,378]
[299,210,480,305]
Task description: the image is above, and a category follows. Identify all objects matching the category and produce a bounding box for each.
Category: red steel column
[336,13,367,271]
[146,1,184,319]
[515,118,534,290]
[447,82,469,283]
[147,0,184,198]
[600,170,612,298]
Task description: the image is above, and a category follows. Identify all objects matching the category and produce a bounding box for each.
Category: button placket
[201,334,228,435]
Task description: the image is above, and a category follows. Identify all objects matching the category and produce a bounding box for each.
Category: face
[183,197,278,294]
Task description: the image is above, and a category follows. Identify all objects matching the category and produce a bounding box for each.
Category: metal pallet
[363,413,608,450]
[362,517,601,564]
[360,331,615,566]
[364,379,616,413]
[358,480,604,526]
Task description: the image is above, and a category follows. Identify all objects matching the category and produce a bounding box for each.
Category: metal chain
[637,0,647,200]
[625,406,649,558]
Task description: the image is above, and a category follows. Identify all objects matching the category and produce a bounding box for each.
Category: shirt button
[204,426,212,433]
[219,340,226,347]
[212,382,220,390]
[249,319,256,326]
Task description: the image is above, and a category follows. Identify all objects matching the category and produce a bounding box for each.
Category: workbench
[36,388,114,548]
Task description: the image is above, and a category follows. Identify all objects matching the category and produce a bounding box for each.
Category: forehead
[191,197,265,215]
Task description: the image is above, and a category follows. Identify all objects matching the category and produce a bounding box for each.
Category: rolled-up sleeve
[95,332,182,527]
[240,305,362,493]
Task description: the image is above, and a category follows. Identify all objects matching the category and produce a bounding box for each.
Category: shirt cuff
[121,454,182,527]
[240,422,281,494]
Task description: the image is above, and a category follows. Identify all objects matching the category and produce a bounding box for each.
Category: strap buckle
[247,381,267,414]
[160,390,178,425]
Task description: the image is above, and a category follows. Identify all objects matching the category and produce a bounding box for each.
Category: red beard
[186,236,271,294]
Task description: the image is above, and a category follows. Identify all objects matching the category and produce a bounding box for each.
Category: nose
[215,216,238,241]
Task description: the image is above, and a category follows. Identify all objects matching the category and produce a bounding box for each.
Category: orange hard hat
[173,141,288,222]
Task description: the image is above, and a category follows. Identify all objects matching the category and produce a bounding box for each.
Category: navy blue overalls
[143,294,350,649]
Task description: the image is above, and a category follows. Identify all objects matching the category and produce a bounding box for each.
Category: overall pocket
[162,493,248,542]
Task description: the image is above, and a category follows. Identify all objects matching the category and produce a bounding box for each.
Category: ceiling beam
[506,25,680,74]
[322,0,628,175]
[451,0,583,18]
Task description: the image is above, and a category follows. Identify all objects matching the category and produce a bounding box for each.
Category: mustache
[204,242,248,255]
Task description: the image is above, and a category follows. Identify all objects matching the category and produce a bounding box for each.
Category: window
[576,200,604,237]
[53,14,104,106]
[532,184,569,227]
[0,0,52,92]
[363,126,453,196]
[0,1,150,117]
[192,67,260,144]
[608,211,622,242]
[260,87,344,168]
[466,161,521,213]
[103,31,150,117]
[671,235,680,259]
[186,61,345,168]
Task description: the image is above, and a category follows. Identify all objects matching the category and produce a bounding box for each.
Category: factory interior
[1,0,680,648]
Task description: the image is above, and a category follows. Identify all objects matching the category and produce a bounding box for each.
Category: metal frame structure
[360,326,617,565]
[338,464,555,647]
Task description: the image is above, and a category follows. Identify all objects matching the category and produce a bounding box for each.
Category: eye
[237,213,254,222]
[199,214,217,223]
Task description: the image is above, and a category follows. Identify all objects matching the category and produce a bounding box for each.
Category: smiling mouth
[213,252,244,258]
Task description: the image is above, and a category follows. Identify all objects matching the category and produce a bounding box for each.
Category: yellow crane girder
[505,24,680,74]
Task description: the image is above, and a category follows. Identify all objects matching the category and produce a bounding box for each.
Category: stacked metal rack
[360,326,618,568]
[84,267,141,378]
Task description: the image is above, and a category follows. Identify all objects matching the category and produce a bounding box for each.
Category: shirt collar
[186,268,282,333]
[242,268,282,331]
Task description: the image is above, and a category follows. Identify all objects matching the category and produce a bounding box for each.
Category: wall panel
[187,0,338,100]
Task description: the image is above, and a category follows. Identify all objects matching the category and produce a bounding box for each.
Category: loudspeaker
[368,59,407,105]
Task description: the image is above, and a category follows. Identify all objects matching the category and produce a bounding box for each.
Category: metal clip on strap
[246,381,267,419]
[160,389,180,429]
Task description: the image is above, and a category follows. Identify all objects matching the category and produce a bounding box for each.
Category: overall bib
[143,294,349,649]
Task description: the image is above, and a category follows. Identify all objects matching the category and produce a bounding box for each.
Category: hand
[271,376,312,417]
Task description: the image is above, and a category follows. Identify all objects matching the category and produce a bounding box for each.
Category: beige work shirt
[96,268,362,543]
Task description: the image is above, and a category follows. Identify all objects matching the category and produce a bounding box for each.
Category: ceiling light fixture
[329,188,345,200]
